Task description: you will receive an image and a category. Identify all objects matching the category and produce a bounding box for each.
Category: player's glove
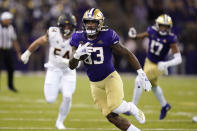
[74,42,93,60]
[158,62,168,75]
[21,50,31,64]
[137,69,152,92]
[128,27,137,39]
[55,55,69,66]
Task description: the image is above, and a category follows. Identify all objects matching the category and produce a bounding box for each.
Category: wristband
[73,53,80,60]
[24,50,31,57]
[137,68,144,74]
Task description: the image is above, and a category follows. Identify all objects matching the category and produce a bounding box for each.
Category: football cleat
[125,102,145,124]
[160,103,171,120]
[9,87,18,93]
[128,124,141,131]
[56,121,66,130]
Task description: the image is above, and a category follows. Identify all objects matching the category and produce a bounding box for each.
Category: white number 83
[84,47,104,65]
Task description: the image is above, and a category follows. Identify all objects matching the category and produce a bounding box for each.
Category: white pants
[44,68,76,103]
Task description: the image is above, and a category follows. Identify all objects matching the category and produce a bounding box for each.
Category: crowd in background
[0,0,197,74]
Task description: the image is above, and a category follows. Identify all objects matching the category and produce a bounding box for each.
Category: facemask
[63,29,71,36]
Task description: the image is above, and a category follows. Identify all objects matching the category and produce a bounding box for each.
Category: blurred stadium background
[0,0,197,131]
[0,0,197,74]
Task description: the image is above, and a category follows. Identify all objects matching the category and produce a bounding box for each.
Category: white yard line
[0,109,195,117]
[0,118,54,121]
[0,127,119,130]
[1,101,196,109]
[0,127,197,131]
[0,104,96,108]
[0,110,97,114]
[143,129,197,131]
[0,118,195,123]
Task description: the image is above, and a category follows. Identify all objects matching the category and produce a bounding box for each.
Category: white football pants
[44,68,76,103]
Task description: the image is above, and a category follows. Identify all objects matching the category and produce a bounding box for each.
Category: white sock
[132,77,143,105]
[152,86,167,107]
[127,124,141,131]
[56,97,71,123]
[112,100,130,114]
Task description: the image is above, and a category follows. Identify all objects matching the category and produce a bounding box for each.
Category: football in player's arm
[69,8,152,131]
[128,14,182,120]
[21,13,77,130]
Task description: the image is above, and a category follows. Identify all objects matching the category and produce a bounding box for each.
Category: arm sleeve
[165,52,182,67]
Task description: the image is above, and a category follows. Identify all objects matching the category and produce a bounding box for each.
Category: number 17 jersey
[70,29,120,82]
[147,26,178,63]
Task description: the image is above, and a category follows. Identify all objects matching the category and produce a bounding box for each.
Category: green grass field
[0,72,197,131]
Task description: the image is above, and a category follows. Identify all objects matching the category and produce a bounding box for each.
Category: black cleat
[160,103,171,120]
[9,87,18,93]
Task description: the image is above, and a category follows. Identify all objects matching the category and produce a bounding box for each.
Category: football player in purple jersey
[128,14,182,120]
[69,8,152,131]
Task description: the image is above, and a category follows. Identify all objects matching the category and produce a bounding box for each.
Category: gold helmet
[82,8,104,36]
[155,14,173,35]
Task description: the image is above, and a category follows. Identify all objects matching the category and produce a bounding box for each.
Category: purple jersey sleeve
[170,34,178,44]
[110,30,120,45]
[70,32,81,48]
[147,26,153,35]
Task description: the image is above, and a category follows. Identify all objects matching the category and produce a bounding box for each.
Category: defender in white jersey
[21,13,77,130]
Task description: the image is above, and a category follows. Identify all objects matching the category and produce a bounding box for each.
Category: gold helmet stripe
[88,8,95,17]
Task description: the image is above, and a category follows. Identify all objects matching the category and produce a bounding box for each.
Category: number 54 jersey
[70,29,120,82]
[45,27,72,69]
[147,26,178,63]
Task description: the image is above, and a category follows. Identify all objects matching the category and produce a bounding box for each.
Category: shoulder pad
[151,26,158,31]
[48,27,60,38]
[49,27,59,33]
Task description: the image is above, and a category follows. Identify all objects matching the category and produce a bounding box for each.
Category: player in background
[69,8,152,131]
[128,14,182,120]
[21,13,77,129]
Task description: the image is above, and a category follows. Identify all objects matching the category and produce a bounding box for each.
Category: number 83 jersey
[46,27,72,69]
[70,29,120,82]
[147,26,178,63]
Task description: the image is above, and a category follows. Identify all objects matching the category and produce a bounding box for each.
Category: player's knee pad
[44,83,59,103]
[45,97,56,104]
